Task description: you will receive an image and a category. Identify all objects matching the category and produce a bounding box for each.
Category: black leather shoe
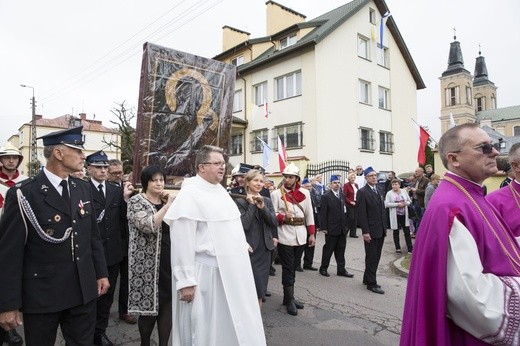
[93,333,114,346]
[367,286,385,294]
[269,267,276,276]
[286,300,298,316]
[319,269,330,277]
[265,291,272,297]
[337,271,354,278]
[362,281,381,288]
[4,329,23,346]
[350,235,359,238]
[303,265,318,271]
[295,266,304,272]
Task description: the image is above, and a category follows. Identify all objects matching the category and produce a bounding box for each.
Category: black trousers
[392,214,413,251]
[95,262,120,336]
[118,255,130,314]
[363,236,384,288]
[277,243,304,287]
[347,207,357,236]
[302,232,315,267]
[23,299,97,346]
[320,232,347,273]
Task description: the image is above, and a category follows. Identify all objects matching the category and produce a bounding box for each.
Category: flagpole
[410,118,438,145]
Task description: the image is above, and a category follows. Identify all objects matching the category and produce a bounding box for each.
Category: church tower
[473,48,497,113]
[439,34,476,134]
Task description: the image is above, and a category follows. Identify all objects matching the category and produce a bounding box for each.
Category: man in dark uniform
[86,151,132,346]
[319,175,354,278]
[0,126,109,346]
[229,163,254,195]
[357,166,387,295]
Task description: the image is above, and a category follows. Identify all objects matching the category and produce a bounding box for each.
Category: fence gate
[306,160,350,185]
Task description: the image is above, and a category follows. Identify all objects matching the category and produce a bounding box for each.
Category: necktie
[372,187,379,195]
[98,183,104,197]
[60,180,70,205]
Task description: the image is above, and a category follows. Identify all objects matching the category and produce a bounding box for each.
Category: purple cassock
[486,180,520,237]
[400,172,520,346]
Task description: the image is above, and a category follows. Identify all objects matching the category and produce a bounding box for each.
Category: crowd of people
[1,123,517,345]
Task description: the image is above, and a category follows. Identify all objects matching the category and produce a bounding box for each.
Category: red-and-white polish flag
[417,126,430,166]
[278,136,287,172]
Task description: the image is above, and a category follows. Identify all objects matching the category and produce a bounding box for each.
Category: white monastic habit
[165,175,266,346]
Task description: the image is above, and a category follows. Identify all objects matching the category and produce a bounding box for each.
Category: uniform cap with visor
[37,126,85,150]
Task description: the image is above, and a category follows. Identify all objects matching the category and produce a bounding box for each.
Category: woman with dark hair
[234,169,278,307]
[127,166,175,346]
[384,179,413,254]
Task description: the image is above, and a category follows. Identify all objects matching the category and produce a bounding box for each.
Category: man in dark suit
[319,175,354,278]
[0,126,109,346]
[357,166,386,294]
[86,151,132,346]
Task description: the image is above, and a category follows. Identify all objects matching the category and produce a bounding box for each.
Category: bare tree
[102,101,136,173]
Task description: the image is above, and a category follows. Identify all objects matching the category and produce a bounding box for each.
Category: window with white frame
[358,35,369,59]
[233,89,243,112]
[250,129,268,153]
[359,80,371,104]
[445,86,459,107]
[230,133,243,156]
[254,82,267,105]
[465,85,472,105]
[514,126,520,137]
[275,71,302,100]
[378,86,390,110]
[476,96,485,112]
[379,131,394,153]
[377,45,389,68]
[369,8,376,24]
[491,96,496,109]
[280,34,297,49]
[273,123,303,149]
[359,127,374,151]
[231,55,244,66]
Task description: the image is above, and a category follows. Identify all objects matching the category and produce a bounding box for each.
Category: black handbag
[407,205,417,219]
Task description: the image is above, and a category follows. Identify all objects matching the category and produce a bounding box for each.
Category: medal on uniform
[79,200,85,215]
[54,214,61,222]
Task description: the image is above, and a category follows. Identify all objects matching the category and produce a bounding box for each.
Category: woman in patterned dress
[127,166,175,346]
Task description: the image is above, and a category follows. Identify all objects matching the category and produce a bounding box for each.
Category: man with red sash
[271,163,316,316]
[0,142,27,346]
[401,123,520,345]
[486,142,520,237]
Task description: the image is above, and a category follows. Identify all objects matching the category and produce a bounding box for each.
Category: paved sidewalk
[20,229,412,345]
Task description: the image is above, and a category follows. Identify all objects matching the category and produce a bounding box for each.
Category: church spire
[442,30,470,77]
[473,45,494,87]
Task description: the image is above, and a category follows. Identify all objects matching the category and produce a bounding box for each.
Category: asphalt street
[27,229,411,345]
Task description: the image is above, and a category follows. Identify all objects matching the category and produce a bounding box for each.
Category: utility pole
[20,84,38,176]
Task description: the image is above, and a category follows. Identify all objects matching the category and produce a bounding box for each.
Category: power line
[40,0,223,107]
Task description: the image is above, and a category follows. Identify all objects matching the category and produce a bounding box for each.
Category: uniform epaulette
[106,181,122,188]
[14,176,35,188]
[69,176,88,185]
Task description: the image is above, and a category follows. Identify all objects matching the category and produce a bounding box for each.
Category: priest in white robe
[165,145,266,346]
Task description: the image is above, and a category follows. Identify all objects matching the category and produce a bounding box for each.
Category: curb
[391,256,409,278]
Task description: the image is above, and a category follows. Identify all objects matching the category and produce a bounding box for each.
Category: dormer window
[231,55,244,66]
[280,34,297,49]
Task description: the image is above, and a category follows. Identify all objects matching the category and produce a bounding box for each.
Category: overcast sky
[1,0,518,145]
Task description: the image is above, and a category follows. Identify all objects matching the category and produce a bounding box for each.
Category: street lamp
[20,84,38,176]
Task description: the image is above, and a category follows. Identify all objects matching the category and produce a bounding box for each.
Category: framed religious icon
[133,42,235,187]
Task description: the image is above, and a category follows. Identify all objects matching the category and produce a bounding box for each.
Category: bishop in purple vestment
[401,124,520,346]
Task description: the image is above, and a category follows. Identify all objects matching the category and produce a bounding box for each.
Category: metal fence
[306,160,350,184]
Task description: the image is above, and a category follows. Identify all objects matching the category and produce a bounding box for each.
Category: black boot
[283,286,298,316]
[4,329,23,346]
